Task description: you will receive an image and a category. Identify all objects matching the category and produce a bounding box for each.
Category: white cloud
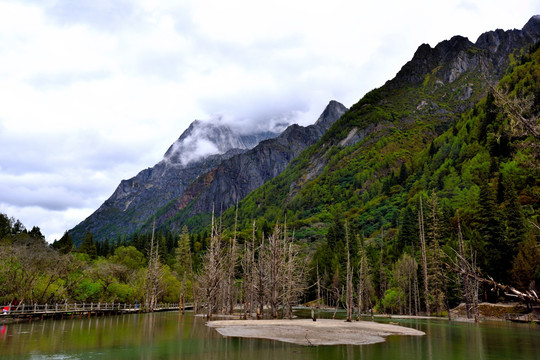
[0,0,539,241]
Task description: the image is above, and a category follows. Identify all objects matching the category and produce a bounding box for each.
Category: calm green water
[0,311,538,359]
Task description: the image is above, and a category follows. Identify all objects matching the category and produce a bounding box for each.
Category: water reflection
[0,312,539,359]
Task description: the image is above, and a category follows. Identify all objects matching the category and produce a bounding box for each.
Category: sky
[1,0,539,242]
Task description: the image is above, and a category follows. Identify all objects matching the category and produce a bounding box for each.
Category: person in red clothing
[2,305,9,314]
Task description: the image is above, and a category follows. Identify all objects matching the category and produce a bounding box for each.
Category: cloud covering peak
[163,117,281,166]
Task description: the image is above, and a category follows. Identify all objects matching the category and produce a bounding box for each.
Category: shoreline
[207,318,425,346]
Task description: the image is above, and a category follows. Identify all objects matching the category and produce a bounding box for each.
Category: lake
[0,311,538,359]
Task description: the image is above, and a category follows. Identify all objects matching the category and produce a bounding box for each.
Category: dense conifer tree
[51,231,75,254]
[477,183,507,281]
[79,231,98,260]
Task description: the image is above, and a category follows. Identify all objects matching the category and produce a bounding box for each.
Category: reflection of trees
[142,312,156,345]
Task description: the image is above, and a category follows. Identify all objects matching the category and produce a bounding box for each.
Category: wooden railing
[1,302,186,316]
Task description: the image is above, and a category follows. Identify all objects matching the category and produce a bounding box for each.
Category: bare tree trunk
[145,220,160,312]
[357,261,363,321]
[457,213,471,319]
[345,223,353,322]
[379,227,386,313]
[257,231,265,319]
[200,204,224,320]
[190,257,198,314]
[412,241,419,316]
[471,251,479,323]
[225,202,239,315]
[250,221,256,318]
[317,262,321,309]
[241,233,251,319]
[418,198,430,315]
[491,85,540,140]
[408,269,412,315]
[332,287,342,320]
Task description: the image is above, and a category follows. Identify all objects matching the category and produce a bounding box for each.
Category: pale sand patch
[207,319,425,346]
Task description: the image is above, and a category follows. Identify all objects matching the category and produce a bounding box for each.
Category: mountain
[69,101,347,244]
[141,100,348,234]
[162,119,277,166]
[69,16,539,314]
[69,120,279,245]
[219,16,540,248]
[71,16,539,252]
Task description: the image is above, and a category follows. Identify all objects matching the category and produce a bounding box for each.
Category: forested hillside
[2,20,539,317]
[213,35,540,313]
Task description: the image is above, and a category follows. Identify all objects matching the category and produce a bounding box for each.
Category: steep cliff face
[144,101,347,233]
[69,121,279,245]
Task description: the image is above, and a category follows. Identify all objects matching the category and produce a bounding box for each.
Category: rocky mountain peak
[523,15,540,38]
[315,100,349,131]
[391,16,540,87]
[163,119,278,166]
[435,35,474,60]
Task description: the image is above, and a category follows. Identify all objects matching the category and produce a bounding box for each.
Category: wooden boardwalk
[1,302,193,320]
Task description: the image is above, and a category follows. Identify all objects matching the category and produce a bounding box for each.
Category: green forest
[1,44,539,320]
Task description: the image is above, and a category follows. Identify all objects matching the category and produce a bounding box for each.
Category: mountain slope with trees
[211,16,540,314]
[4,17,538,318]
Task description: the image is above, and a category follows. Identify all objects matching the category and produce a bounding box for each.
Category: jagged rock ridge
[391,15,540,88]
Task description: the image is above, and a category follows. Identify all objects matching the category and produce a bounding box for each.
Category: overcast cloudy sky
[1,0,539,242]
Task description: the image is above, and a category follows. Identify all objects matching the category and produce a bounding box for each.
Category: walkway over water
[1,302,193,320]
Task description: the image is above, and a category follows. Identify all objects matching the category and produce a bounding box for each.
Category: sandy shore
[207,318,425,346]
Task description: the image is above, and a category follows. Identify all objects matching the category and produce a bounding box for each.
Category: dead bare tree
[145,221,163,312]
[255,229,266,319]
[175,226,193,314]
[418,197,430,315]
[266,223,282,319]
[491,85,540,140]
[222,203,239,315]
[241,221,255,319]
[345,223,353,322]
[316,262,321,308]
[198,205,224,320]
[379,227,387,313]
[356,237,365,319]
[428,191,448,318]
[283,228,305,319]
[457,213,471,318]
[451,262,540,305]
